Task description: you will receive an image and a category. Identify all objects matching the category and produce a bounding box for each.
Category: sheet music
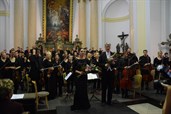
[11,94,24,99]
[87,73,98,80]
[65,72,72,80]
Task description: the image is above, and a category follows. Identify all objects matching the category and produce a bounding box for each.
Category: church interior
[1,0,171,114]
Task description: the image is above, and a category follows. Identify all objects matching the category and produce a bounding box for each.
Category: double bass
[120,62,139,90]
[120,52,139,98]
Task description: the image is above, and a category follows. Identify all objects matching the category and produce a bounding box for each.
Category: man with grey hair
[99,43,116,105]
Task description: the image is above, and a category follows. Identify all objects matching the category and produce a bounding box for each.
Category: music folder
[87,73,98,80]
[11,94,24,100]
[65,72,72,80]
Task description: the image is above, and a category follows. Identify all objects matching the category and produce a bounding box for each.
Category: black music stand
[87,73,101,101]
[64,72,73,101]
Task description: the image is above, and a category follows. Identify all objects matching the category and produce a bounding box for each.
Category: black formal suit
[99,51,115,104]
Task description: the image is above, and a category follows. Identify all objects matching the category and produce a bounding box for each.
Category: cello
[143,63,153,82]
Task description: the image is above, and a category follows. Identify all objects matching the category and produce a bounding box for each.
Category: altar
[35,34,82,51]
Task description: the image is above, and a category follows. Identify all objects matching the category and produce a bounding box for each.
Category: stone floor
[20,80,165,114]
[128,103,162,114]
[37,88,164,114]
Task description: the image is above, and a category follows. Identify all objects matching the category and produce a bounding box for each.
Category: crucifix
[161,34,171,61]
[117,32,129,53]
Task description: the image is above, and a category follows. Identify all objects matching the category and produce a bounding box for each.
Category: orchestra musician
[29,49,43,92]
[115,53,125,94]
[0,51,9,79]
[162,52,170,76]
[139,50,152,90]
[43,51,55,99]
[153,51,163,79]
[71,48,90,110]
[63,55,74,94]
[153,51,163,94]
[120,48,138,98]
[53,53,64,97]
[91,51,101,90]
[86,52,92,65]
[5,49,21,94]
[99,43,116,105]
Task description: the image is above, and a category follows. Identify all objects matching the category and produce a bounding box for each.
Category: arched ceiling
[105,0,129,18]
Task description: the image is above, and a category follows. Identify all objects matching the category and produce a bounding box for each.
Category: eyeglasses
[81,51,85,52]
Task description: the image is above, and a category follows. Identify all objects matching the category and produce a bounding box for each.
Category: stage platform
[36,89,164,114]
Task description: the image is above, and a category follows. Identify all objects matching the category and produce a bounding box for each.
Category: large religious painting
[43,0,73,42]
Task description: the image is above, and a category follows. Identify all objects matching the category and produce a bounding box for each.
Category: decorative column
[90,0,98,49]
[136,0,147,56]
[28,0,37,48]
[14,0,24,49]
[129,0,134,51]
[78,0,86,48]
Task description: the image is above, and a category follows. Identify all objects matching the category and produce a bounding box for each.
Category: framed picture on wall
[42,0,73,42]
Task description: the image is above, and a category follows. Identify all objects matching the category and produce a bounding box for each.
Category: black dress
[153,57,162,79]
[43,59,56,99]
[71,58,90,110]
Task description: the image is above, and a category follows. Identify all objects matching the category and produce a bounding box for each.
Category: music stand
[64,72,73,101]
[87,73,101,101]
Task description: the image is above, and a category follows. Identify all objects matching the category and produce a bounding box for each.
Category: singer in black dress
[71,49,90,111]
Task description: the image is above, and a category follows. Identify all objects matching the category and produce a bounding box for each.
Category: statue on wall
[116,43,120,53]
[117,32,129,53]
[36,33,45,54]
[73,35,82,50]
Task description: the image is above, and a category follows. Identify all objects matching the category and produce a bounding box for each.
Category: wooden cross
[117,32,129,52]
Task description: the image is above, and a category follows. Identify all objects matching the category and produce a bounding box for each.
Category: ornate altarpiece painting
[40,0,74,50]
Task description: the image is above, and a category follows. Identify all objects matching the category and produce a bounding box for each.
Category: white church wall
[132,0,138,54]
[97,0,111,49]
[160,0,170,53]
[150,0,168,60]
[36,0,43,41]
[0,0,170,53]
[145,0,151,57]
[101,0,129,52]
[9,0,14,51]
[86,0,90,49]
[150,0,161,59]
[72,0,78,41]
[72,0,79,42]
[163,0,170,37]
[0,0,6,51]
[0,16,6,51]
[23,0,28,50]
[0,0,12,51]
[170,0,171,33]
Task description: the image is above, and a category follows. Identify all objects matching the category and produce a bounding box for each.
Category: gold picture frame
[42,0,73,42]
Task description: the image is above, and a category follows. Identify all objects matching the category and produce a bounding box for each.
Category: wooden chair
[25,74,32,92]
[132,69,142,98]
[32,81,49,110]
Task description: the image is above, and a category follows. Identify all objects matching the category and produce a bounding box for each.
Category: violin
[57,65,64,76]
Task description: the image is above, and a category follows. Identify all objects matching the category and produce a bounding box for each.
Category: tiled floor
[128,103,162,114]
